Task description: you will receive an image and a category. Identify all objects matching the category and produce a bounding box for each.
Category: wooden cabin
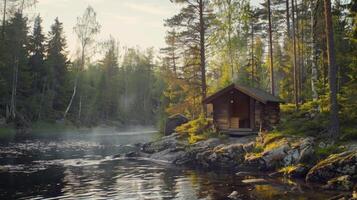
[204,84,284,134]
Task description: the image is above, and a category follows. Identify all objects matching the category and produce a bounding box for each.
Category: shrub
[175,115,215,144]
[278,103,329,137]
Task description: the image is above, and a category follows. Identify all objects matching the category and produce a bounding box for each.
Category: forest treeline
[161,0,356,138]
[0,2,164,128]
[0,0,356,136]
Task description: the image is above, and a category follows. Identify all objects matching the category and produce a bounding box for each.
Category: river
[0,128,342,199]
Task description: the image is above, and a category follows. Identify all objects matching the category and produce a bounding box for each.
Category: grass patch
[279,102,357,141]
[280,102,328,136]
[264,138,288,152]
[262,132,285,146]
[176,115,215,144]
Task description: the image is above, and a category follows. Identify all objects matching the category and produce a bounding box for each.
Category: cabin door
[229,95,251,129]
[229,100,240,129]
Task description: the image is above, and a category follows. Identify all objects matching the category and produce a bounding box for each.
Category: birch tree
[64,6,100,121]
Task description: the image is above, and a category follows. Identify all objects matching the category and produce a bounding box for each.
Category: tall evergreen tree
[5,13,30,121]
[28,15,46,119]
[46,18,68,115]
[167,0,214,114]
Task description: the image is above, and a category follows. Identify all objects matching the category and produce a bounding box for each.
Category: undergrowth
[278,102,356,141]
[175,115,215,144]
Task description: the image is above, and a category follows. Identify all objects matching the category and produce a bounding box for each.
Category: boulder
[164,114,189,136]
[261,144,290,169]
[323,175,354,191]
[283,148,300,166]
[150,147,186,163]
[243,142,255,153]
[141,133,184,154]
[297,137,315,163]
[194,138,221,149]
[244,154,266,170]
[306,151,357,184]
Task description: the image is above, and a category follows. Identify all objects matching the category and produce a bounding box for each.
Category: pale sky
[25,0,261,57]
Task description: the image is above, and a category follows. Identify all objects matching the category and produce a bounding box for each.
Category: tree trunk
[63,75,78,119]
[227,0,234,78]
[300,1,306,103]
[251,22,255,86]
[291,0,299,110]
[10,57,19,119]
[311,1,318,102]
[323,0,339,137]
[295,0,302,103]
[286,0,290,37]
[199,0,207,115]
[268,0,275,96]
[2,0,6,39]
[64,44,85,121]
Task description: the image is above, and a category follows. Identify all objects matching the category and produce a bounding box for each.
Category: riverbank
[129,132,357,199]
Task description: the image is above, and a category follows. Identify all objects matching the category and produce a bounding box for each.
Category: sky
[27,0,261,57]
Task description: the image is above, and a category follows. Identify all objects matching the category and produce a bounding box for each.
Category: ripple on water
[0,131,346,200]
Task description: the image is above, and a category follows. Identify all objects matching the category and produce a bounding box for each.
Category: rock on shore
[306,151,357,190]
[137,132,357,191]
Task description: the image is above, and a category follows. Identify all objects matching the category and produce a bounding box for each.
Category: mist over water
[0,128,341,199]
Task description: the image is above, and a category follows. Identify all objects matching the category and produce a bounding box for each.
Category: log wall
[261,102,280,131]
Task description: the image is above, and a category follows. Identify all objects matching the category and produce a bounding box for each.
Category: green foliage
[0,9,165,135]
[278,103,330,136]
[175,115,215,144]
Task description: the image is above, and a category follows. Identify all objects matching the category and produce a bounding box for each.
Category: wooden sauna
[204,84,284,133]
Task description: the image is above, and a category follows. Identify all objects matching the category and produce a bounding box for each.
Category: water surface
[0,128,343,199]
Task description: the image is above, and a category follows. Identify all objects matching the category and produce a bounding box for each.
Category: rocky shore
[124,132,357,198]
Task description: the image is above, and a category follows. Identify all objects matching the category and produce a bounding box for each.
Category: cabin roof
[203,84,284,104]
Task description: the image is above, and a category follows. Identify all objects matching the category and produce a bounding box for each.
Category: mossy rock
[306,151,357,183]
[279,164,309,178]
[322,175,355,191]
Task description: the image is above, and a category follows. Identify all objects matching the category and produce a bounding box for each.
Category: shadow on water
[0,128,344,199]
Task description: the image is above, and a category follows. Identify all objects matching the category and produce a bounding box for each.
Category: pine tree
[46,18,68,115]
[5,13,30,123]
[28,15,46,119]
[167,0,214,114]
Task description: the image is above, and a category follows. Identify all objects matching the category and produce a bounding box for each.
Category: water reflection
[0,130,343,200]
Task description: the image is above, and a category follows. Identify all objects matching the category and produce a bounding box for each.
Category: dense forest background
[0,0,356,137]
